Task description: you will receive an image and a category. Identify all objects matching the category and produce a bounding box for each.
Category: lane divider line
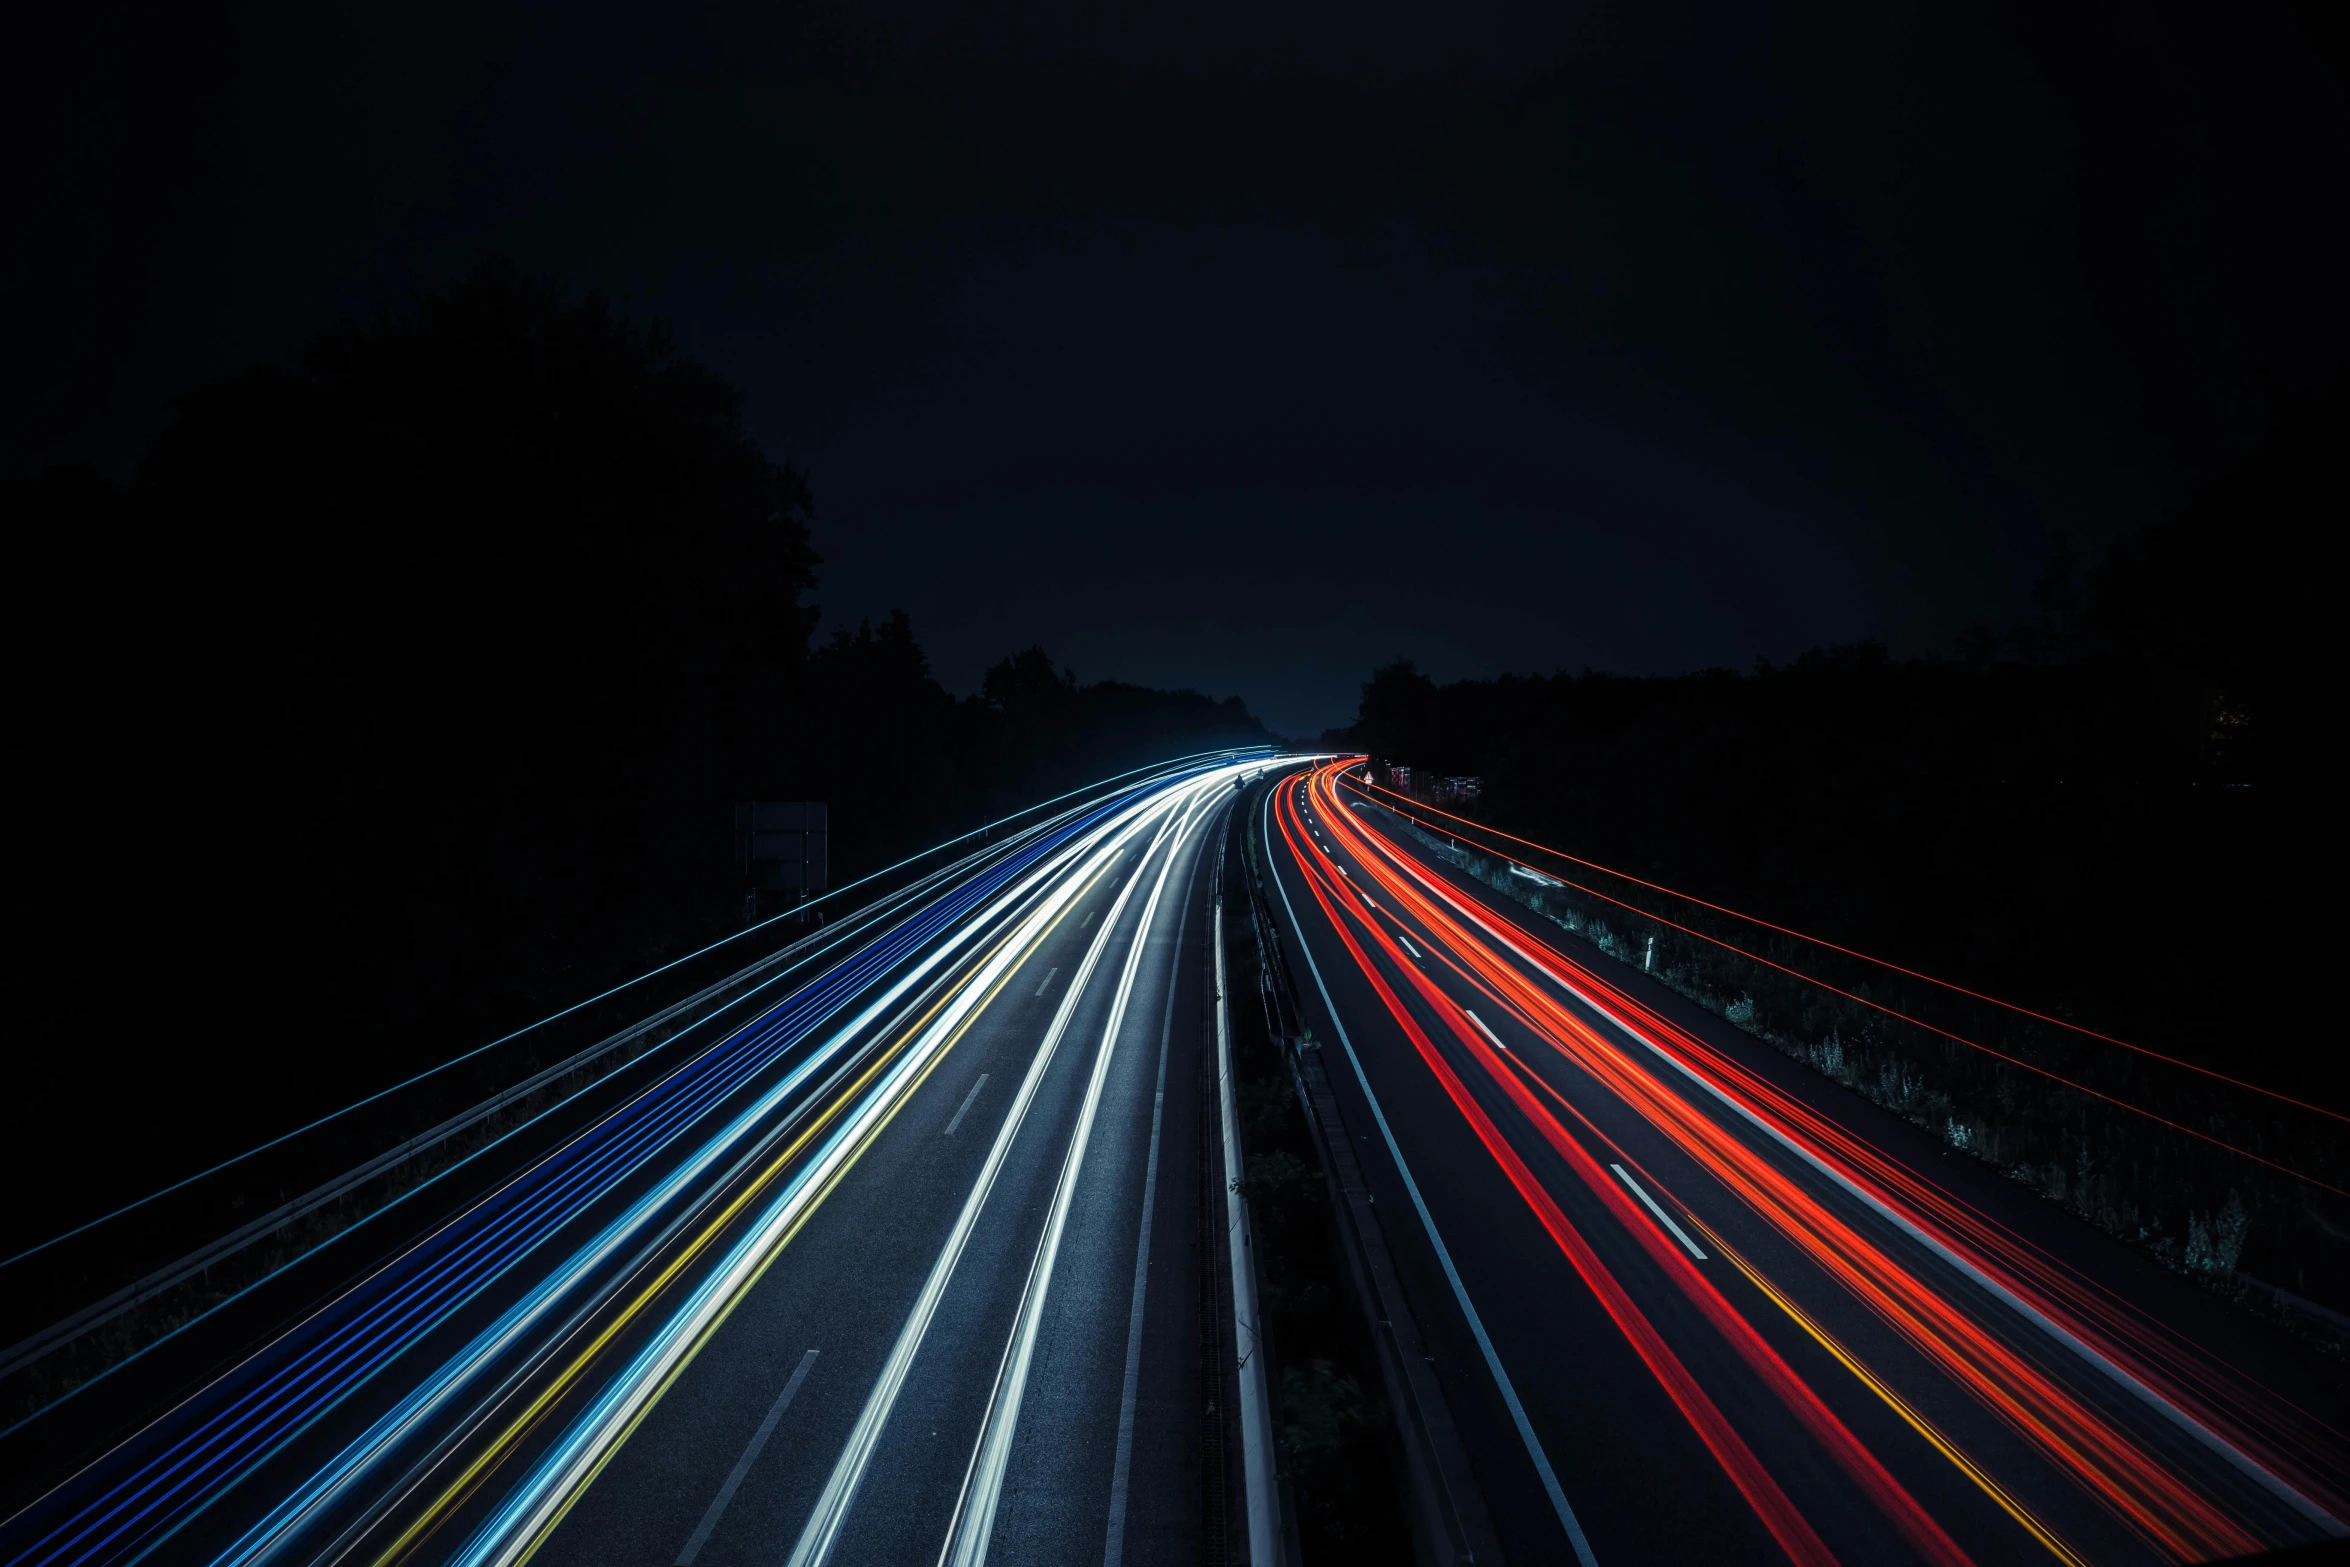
[1606,1166,1707,1262]
[1261,789,1602,1567]
[1212,883,1283,1567]
[1102,846,1201,1567]
[783,788,1201,1567]
[1463,1010,1509,1054]
[943,1076,989,1138]
[674,1349,818,1566]
[939,786,1222,1566]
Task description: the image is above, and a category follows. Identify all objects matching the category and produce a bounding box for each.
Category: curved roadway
[5,756,1260,1567]
[1259,759,2349,1566]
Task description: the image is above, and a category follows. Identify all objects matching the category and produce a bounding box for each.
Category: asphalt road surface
[1260,759,2350,1567]
[5,758,1260,1567]
[15,750,2346,1567]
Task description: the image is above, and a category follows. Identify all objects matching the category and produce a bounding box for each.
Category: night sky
[18,0,2345,736]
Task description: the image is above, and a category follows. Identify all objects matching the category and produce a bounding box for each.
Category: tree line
[7,260,1269,1242]
[1330,386,2344,1312]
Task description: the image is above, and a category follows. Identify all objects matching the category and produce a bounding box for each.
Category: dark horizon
[19,0,2345,735]
[9,8,2350,1561]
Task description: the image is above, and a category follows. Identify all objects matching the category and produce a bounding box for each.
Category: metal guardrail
[1238,778,1505,1566]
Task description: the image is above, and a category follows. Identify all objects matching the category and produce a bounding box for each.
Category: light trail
[1271,760,2347,1563]
[1276,781,1960,1567]
[346,773,1236,1567]
[1,758,1250,1567]
[1344,775,2347,1125]
[3,749,1272,1275]
[1258,785,1603,1567]
[936,782,1224,1567]
[1683,1213,2090,1567]
[1314,763,2350,1537]
[430,809,1174,1567]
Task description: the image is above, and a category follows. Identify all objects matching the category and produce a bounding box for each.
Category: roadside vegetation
[8,260,1270,1275]
[1336,391,2347,1332]
[1221,817,1414,1562]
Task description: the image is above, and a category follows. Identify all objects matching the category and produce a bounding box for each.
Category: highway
[1258,760,2350,1566]
[2,755,1264,1567]
[11,749,2348,1567]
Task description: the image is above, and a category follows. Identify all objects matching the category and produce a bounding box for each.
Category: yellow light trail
[366,863,1105,1567]
[1683,1214,2089,1567]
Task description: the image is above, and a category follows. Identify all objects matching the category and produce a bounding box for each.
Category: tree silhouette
[10,261,1272,1242]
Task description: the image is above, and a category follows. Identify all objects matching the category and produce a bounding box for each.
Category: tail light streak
[1278,784,1966,1567]
[1276,762,2345,1562]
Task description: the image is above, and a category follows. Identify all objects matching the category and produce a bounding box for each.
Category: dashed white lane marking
[1608,1165,1708,1261]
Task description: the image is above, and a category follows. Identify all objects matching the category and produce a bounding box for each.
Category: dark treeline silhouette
[1342,391,2334,1096]
[1332,388,2343,1309]
[9,260,1269,1244]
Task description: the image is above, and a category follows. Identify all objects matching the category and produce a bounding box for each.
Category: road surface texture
[1258,759,2349,1567]
[3,756,1267,1567]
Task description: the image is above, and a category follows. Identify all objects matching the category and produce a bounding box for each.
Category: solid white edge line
[276,798,1143,1567]
[1217,898,1283,1567]
[939,785,1222,1566]
[1607,1166,1707,1262]
[1102,854,1199,1567]
[782,791,1189,1567]
[471,807,1173,1567]
[1263,785,1602,1567]
[1353,798,2349,1538]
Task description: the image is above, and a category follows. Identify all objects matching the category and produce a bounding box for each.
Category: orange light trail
[1343,774,2350,1135]
[1279,785,1846,1567]
[1278,761,2337,1562]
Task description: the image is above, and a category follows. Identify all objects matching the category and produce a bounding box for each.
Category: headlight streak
[287,827,1134,1567]
[432,784,1231,1567]
[934,779,1224,1567]
[237,788,1170,1567]
[406,844,1121,1567]
[1,747,1271,1278]
[782,772,1233,1567]
[3,768,1204,1567]
[9,838,1008,1445]
[1290,761,2347,1556]
[113,842,1053,1567]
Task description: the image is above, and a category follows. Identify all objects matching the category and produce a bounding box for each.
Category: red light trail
[1271,760,2346,1564]
[1345,775,2349,1132]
